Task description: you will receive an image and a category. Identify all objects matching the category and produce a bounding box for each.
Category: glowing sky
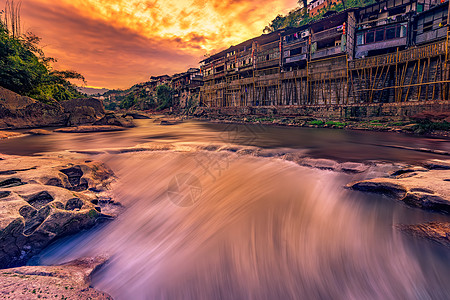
[17,0,298,89]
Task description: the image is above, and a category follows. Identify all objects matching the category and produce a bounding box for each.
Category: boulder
[339,162,369,173]
[61,98,105,126]
[347,164,450,213]
[0,87,66,129]
[397,222,450,248]
[123,111,151,119]
[0,256,113,299]
[0,154,121,268]
[299,158,340,171]
[94,113,135,128]
[348,180,407,198]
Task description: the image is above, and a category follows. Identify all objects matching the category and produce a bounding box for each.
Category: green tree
[0,4,84,102]
[156,84,173,110]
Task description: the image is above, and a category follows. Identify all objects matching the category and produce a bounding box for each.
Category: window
[375,30,384,42]
[417,3,424,13]
[423,21,433,32]
[386,27,396,39]
[357,33,364,45]
[290,47,302,55]
[358,23,407,46]
[366,31,375,43]
[400,24,407,37]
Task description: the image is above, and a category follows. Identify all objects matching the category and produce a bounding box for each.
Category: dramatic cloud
[17,0,298,88]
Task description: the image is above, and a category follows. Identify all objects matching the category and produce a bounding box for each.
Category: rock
[123,111,151,119]
[0,88,109,129]
[403,192,450,213]
[397,222,450,248]
[401,123,418,131]
[347,165,450,212]
[65,107,97,126]
[299,158,340,171]
[347,180,407,198]
[0,87,66,129]
[159,117,182,125]
[390,166,429,177]
[0,154,120,268]
[423,159,450,170]
[339,162,369,173]
[0,131,22,139]
[25,129,52,136]
[94,113,135,128]
[54,125,127,133]
[61,98,105,127]
[0,256,113,299]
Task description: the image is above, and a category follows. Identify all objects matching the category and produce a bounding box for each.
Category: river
[2,119,450,299]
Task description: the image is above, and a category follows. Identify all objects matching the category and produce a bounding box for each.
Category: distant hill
[76,86,110,96]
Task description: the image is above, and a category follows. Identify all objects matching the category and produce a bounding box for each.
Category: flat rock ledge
[0,153,121,268]
[346,159,450,213]
[54,125,127,133]
[397,222,450,248]
[0,256,112,299]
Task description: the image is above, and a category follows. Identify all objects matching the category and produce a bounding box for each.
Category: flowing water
[2,119,450,299]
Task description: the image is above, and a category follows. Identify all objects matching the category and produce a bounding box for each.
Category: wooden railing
[349,40,447,69]
[311,26,342,42]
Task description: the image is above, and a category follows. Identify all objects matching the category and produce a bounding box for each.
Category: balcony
[310,45,345,60]
[284,54,307,64]
[283,40,307,51]
[355,37,407,58]
[203,74,215,81]
[311,26,343,43]
[281,69,307,79]
[416,26,447,45]
[256,59,279,69]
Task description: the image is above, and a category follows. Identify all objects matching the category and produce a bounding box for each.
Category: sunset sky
[17,0,299,89]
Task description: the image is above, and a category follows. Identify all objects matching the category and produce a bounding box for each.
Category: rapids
[2,119,450,299]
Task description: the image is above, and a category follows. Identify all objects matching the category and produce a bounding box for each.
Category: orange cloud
[19,0,298,88]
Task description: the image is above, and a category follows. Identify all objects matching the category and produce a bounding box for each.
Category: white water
[32,148,450,300]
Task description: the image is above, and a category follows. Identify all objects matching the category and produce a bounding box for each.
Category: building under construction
[199,0,450,114]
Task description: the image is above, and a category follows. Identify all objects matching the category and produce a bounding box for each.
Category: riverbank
[187,114,450,138]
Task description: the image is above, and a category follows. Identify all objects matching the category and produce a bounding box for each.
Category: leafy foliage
[263,0,376,33]
[156,84,173,110]
[0,17,84,102]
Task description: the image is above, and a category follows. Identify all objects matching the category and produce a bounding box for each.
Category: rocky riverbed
[0,256,113,299]
[0,153,122,268]
[347,159,450,248]
[0,152,121,298]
